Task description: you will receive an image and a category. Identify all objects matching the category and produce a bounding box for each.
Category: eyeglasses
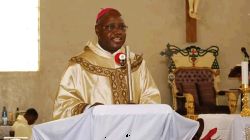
[103,23,128,32]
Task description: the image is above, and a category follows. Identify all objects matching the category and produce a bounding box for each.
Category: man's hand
[90,102,104,108]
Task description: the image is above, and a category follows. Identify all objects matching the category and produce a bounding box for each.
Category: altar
[199,114,250,140]
[32,104,199,140]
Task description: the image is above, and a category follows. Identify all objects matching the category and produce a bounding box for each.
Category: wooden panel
[186,0,197,43]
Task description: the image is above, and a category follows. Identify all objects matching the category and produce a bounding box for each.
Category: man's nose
[113,28,123,35]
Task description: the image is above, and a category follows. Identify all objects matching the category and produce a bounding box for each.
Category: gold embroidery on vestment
[69,55,143,104]
[71,103,88,116]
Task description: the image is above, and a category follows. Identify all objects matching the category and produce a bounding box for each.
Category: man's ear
[95,25,100,36]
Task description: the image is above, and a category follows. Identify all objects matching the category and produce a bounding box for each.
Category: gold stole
[69,54,143,104]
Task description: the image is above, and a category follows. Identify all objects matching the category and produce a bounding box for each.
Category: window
[0,0,39,71]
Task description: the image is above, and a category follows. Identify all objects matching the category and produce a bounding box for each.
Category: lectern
[32,105,199,140]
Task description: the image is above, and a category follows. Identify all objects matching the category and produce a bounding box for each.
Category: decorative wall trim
[160,43,220,72]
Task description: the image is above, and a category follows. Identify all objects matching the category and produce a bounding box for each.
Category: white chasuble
[53,42,161,120]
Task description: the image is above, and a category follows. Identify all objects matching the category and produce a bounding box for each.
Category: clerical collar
[87,41,124,59]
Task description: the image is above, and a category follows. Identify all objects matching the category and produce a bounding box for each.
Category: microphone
[114,52,126,66]
[241,47,249,59]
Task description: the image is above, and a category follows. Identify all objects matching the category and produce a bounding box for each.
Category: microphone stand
[125,46,134,103]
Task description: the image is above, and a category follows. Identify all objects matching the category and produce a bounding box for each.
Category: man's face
[95,11,127,54]
[26,115,38,125]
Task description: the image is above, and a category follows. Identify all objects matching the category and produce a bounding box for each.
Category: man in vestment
[12,108,38,138]
[53,8,161,120]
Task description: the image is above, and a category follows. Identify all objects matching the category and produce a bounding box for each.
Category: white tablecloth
[32,104,199,140]
[198,114,250,140]
[231,116,250,140]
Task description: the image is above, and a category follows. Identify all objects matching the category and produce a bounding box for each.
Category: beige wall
[0,0,249,123]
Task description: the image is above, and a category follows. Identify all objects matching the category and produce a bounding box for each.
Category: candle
[241,61,249,86]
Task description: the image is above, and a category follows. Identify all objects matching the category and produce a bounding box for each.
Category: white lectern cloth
[231,116,250,140]
[32,104,198,140]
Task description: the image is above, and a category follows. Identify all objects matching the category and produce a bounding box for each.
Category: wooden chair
[161,43,236,117]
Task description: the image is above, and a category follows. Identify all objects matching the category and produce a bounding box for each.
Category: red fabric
[201,128,217,140]
[114,52,125,65]
[96,8,114,22]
